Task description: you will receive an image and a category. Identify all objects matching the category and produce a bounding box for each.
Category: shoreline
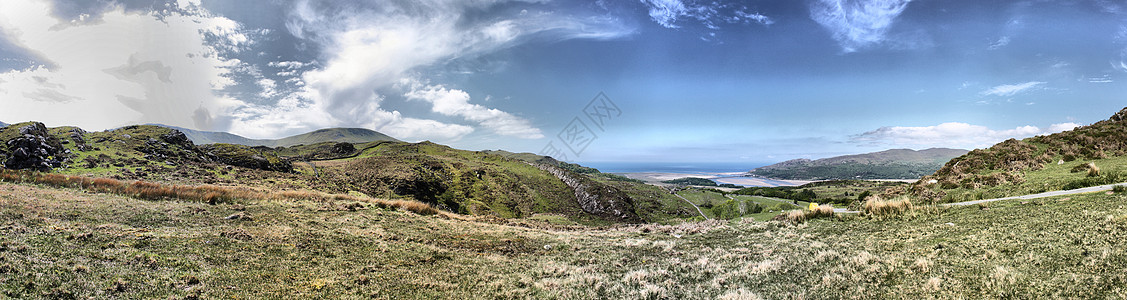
[614,172,813,187]
[614,172,919,188]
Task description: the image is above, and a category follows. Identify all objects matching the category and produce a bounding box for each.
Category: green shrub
[661,177,717,186]
[1063,171,1124,190]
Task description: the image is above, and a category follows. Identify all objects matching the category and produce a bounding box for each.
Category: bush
[661,177,717,186]
[1071,162,1096,173]
[1063,171,1125,190]
[595,173,643,183]
[771,204,834,224]
[862,196,913,216]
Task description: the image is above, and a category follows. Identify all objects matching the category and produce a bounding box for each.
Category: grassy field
[728,194,804,221]
[678,188,811,221]
[801,180,909,203]
[676,189,730,208]
[5,181,1127,298]
[923,155,1127,203]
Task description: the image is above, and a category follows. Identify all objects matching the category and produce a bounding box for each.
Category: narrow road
[667,188,709,220]
[943,182,1127,207]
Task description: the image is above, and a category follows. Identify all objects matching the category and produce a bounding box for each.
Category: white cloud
[809,0,913,52]
[262,0,631,142]
[853,122,1080,149]
[257,78,277,99]
[0,0,244,131]
[641,0,688,28]
[405,84,543,139]
[981,81,1045,97]
[1047,122,1081,132]
[639,0,773,29]
[268,61,307,69]
[1087,75,1113,83]
[989,36,1010,50]
[0,0,629,143]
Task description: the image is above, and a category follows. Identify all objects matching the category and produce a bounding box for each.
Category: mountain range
[153,125,400,147]
[750,148,969,180]
[0,121,703,224]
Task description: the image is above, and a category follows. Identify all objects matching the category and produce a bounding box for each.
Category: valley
[2,107,1127,298]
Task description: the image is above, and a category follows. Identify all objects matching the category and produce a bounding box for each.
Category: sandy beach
[712,176,812,187]
[616,172,812,187]
[616,172,718,182]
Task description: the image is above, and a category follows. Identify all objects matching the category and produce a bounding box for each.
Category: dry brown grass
[772,204,835,224]
[862,195,913,216]
[0,169,439,215]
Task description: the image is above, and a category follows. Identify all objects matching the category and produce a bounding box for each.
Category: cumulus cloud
[0,0,244,131]
[809,0,913,52]
[243,0,632,141]
[981,81,1045,97]
[852,122,1080,149]
[405,84,543,139]
[639,0,773,29]
[0,0,632,143]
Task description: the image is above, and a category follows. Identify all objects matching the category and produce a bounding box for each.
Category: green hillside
[4,113,1127,298]
[155,125,400,147]
[910,107,1127,203]
[751,148,968,180]
[0,122,701,225]
[4,174,1127,298]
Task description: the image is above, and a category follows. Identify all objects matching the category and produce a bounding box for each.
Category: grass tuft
[0,169,440,216]
[772,204,834,224]
[862,196,913,216]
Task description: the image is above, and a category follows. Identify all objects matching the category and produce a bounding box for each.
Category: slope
[751,148,968,180]
[910,107,1127,203]
[0,122,691,224]
[4,177,1127,298]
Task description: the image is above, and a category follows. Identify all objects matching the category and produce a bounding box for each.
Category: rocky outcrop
[136,129,211,163]
[65,128,92,151]
[532,162,641,222]
[1111,107,1127,122]
[161,129,194,148]
[331,142,355,154]
[3,122,64,170]
[199,143,293,173]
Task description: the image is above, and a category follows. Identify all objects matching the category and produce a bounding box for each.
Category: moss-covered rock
[1,122,65,170]
[200,143,293,173]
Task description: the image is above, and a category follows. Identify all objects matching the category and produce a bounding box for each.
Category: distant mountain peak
[149,125,400,147]
[751,148,969,180]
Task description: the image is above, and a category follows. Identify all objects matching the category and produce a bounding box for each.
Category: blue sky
[0,0,1124,164]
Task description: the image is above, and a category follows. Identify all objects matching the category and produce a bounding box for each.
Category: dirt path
[666,188,708,220]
